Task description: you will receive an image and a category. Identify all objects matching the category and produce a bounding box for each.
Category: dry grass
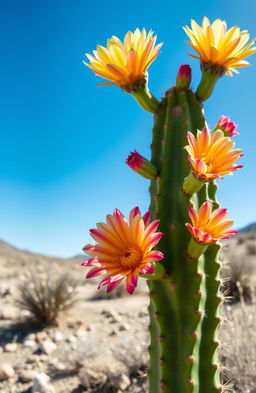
[16,267,79,324]
[220,284,256,393]
[221,233,256,303]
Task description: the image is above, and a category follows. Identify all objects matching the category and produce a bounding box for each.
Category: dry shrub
[16,268,78,324]
[221,233,256,302]
[220,284,256,392]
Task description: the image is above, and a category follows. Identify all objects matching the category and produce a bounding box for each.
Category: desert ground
[0,231,255,393]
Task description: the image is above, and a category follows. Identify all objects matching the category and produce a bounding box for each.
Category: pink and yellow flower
[84,28,163,89]
[185,126,243,180]
[186,201,237,244]
[82,207,164,294]
[215,115,239,137]
[184,17,256,76]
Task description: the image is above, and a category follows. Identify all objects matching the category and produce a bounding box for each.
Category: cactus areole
[83,20,256,393]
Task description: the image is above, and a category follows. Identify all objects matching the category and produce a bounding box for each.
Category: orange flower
[185,126,243,180]
[186,201,237,244]
[84,28,162,89]
[184,17,256,76]
[82,207,163,294]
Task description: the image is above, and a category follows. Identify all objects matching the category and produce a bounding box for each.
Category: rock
[24,333,36,341]
[0,364,15,380]
[6,285,17,296]
[5,343,18,352]
[0,307,17,320]
[102,309,122,323]
[138,311,147,318]
[19,370,37,383]
[23,339,37,348]
[79,368,107,388]
[39,354,49,362]
[32,372,55,393]
[0,282,9,296]
[119,323,130,331]
[40,341,57,355]
[109,373,130,390]
[66,335,76,343]
[75,329,86,338]
[109,327,119,336]
[51,331,64,342]
[36,331,49,343]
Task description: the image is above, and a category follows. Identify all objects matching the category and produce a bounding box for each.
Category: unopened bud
[176,64,192,89]
[126,151,158,180]
[214,115,239,137]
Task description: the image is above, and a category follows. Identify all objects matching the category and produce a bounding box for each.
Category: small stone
[19,370,37,383]
[36,331,49,343]
[79,368,107,388]
[119,323,130,331]
[5,343,18,352]
[38,354,49,362]
[26,354,40,364]
[55,362,65,371]
[6,285,17,296]
[32,372,55,393]
[0,364,15,380]
[138,311,147,318]
[109,328,119,336]
[109,373,130,390]
[40,341,57,355]
[102,309,122,323]
[51,331,64,342]
[0,308,17,320]
[24,333,36,341]
[0,282,9,296]
[23,339,37,348]
[66,335,76,343]
[75,329,86,338]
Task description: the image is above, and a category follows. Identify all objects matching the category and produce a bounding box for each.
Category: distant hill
[239,223,256,233]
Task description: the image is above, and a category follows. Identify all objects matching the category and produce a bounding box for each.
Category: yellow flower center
[120,247,142,268]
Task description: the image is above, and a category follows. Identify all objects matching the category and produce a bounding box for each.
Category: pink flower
[215,115,239,137]
[82,207,164,294]
[186,201,237,244]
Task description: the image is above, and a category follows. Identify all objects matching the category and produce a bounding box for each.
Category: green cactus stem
[131,85,160,113]
[148,87,209,393]
[198,181,223,393]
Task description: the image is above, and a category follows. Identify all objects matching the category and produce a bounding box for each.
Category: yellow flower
[82,207,163,294]
[184,17,256,76]
[84,28,162,90]
[186,201,237,244]
[185,126,243,180]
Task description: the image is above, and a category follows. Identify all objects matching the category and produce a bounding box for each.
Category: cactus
[83,19,256,393]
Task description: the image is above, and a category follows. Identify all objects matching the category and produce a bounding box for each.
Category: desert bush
[221,235,256,303]
[16,267,78,324]
[220,285,256,392]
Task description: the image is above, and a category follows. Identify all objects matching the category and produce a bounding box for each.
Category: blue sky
[1,0,256,257]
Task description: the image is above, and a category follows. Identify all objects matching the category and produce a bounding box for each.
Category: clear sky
[1,0,256,257]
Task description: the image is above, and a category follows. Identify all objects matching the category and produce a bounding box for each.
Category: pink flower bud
[176,65,192,89]
[215,115,239,137]
[126,151,157,180]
